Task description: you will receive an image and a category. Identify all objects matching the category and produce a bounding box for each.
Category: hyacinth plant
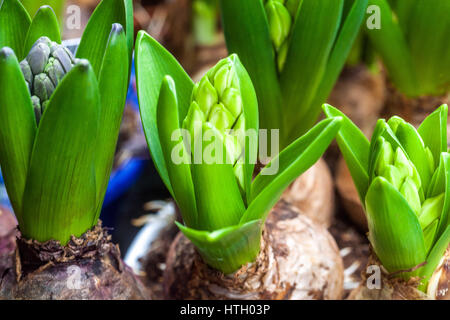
[367,0,450,97]
[324,103,450,291]
[0,0,133,244]
[135,32,342,274]
[219,0,368,148]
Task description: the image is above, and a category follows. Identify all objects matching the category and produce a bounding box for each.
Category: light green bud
[381,164,403,190]
[221,88,243,118]
[374,137,394,176]
[399,177,422,216]
[208,103,235,131]
[418,193,444,230]
[194,76,218,117]
[183,101,205,152]
[213,63,237,97]
[265,0,292,50]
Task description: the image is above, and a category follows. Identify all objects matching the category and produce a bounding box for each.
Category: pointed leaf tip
[0,47,14,59]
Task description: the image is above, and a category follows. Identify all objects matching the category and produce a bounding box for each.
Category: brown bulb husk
[281,158,335,228]
[0,222,151,300]
[163,200,344,300]
[349,247,450,300]
[336,157,368,231]
[0,206,17,276]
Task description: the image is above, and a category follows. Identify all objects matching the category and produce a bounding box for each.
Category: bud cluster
[264,0,300,71]
[374,137,443,233]
[19,37,78,123]
[183,57,246,190]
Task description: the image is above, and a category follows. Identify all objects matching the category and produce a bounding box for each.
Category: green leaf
[419,225,450,282]
[20,0,65,26]
[365,177,426,275]
[407,0,450,95]
[176,219,262,274]
[135,31,194,194]
[21,61,100,244]
[323,104,369,202]
[281,0,343,141]
[0,47,36,222]
[93,24,128,220]
[305,0,368,137]
[190,123,245,231]
[423,219,439,254]
[366,0,417,96]
[76,0,127,77]
[241,116,342,224]
[22,5,61,58]
[395,121,433,189]
[418,104,448,168]
[0,0,31,58]
[219,0,282,138]
[157,76,197,228]
[435,153,450,241]
[231,54,259,204]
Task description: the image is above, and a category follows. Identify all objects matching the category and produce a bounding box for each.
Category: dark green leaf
[21,61,100,244]
[0,47,36,222]
[219,0,283,139]
[366,0,417,96]
[281,0,343,141]
[135,31,194,194]
[306,0,368,134]
[419,225,450,283]
[93,24,128,220]
[0,0,31,58]
[22,5,61,57]
[76,0,126,77]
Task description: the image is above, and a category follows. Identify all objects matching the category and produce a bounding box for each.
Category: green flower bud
[381,164,403,190]
[212,63,237,97]
[183,101,206,152]
[375,137,394,176]
[221,87,243,118]
[387,116,404,134]
[418,193,444,230]
[399,177,421,216]
[194,76,218,116]
[33,73,55,102]
[394,147,421,190]
[208,103,235,131]
[265,0,292,50]
[20,37,77,124]
[184,56,247,186]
